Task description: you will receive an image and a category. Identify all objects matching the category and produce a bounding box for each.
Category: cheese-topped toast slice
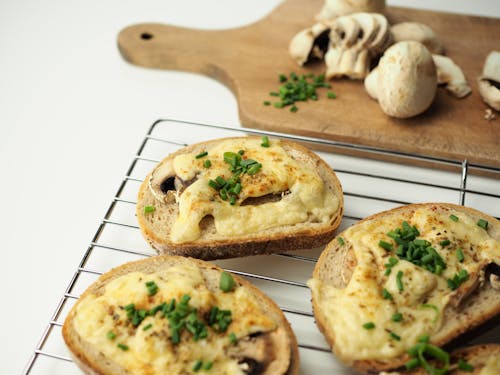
[308,203,500,373]
[137,136,343,259]
[63,255,299,375]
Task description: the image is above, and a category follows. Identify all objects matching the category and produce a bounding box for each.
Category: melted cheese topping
[167,138,339,243]
[74,264,277,374]
[308,207,500,363]
[479,354,500,375]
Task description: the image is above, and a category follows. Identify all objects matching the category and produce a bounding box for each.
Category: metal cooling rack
[24,119,500,374]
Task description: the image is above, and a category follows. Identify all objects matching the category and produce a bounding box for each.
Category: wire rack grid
[24,119,500,374]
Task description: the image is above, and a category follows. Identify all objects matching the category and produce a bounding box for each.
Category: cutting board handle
[117,23,228,74]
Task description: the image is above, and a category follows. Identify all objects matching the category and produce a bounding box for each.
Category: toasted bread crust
[136,136,343,260]
[311,203,500,374]
[63,255,299,375]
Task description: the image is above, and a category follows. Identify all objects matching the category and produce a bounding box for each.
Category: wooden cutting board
[117,0,500,170]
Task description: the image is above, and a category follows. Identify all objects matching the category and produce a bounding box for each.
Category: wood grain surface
[117,0,500,170]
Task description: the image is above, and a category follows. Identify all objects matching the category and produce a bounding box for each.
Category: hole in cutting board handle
[141,32,153,40]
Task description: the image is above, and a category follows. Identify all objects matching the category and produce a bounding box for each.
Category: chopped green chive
[362,322,375,330]
[203,159,212,168]
[144,205,155,213]
[390,332,401,341]
[229,332,237,345]
[418,334,430,343]
[106,331,116,340]
[449,214,459,222]
[477,218,488,230]
[379,240,393,251]
[145,280,159,296]
[405,358,420,370]
[392,313,403,322]
[382,288,393,300]
[117,343,129,351]
[261,136,270,147]
[327,91,337,99]
[337,237,345,246]
[290,105,298,112]
[193,360,203,372]
[195,151,208,159]
[447,269,469,290]
[143,323,153,331]
[458,358,474,372]
[439,239,450,247]
[263,101,271,106]
[269,91,279,97]
[384,268,392,276]
[279,74,287,83]
[396,271,404,291]
[220,271,236,293]
[456,248,465,262]
[274,102,284,108]
[238,150,244,155]
[204,361,214,370]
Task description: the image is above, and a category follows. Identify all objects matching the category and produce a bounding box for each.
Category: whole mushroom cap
[377,41,437,118]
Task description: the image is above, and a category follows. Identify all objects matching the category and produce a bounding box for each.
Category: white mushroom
[364,41,437,118]
[391,22,444,54]
[289,22,330,66]
[325,12,390,79]
[432,54,471,98]
[478,51,500,111]
[317,0,386,20]
[148,160,181,203]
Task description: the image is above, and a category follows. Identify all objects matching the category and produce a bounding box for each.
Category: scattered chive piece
[382,288,393,300]
[458,358,474,372]
[106,331,116,340]
[145,280,159,296]
[220,271,236,293]
[143,323,153,331]
[117,343,129,351]
[396,271,404,291]
[195,151,208,159]
[418,334,430,343]
[447,269,469,290]
[390,332,401,341]
[279,74,287,83]
[379,240,393,251]
[290,105,298,112]
[238,150,245,155]
[456,248,465,262]
[405,358,420,370]
[144,205,155,213]
[327,91,337,99]
[477,219,488,230]
[203,159,212,168]
[384,268,392,276]
[204,361,214,370]
[449,214,459,222]
[229,332,238,345]
[263,101,271,106]
[193,360,203,372]
[269,91,279,97]
[261,136,270,147]
[392,313,403,322]
[337,237,345,246]
[439,239,450,247]
[363,322,375,330]
[274,102,284,108]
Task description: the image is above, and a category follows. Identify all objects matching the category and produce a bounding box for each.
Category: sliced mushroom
[316,0,386,21]
[325,12,391,79]
[478,51,500,111]
[148,160,189,203]
[449,269,482,308]
[432,54,471,98]
[289,22,330,66]
[364,41,437,118]
[229,328,291,375]
[391,22,444,54]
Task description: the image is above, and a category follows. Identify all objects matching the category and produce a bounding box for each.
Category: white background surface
[0,0,498,373]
